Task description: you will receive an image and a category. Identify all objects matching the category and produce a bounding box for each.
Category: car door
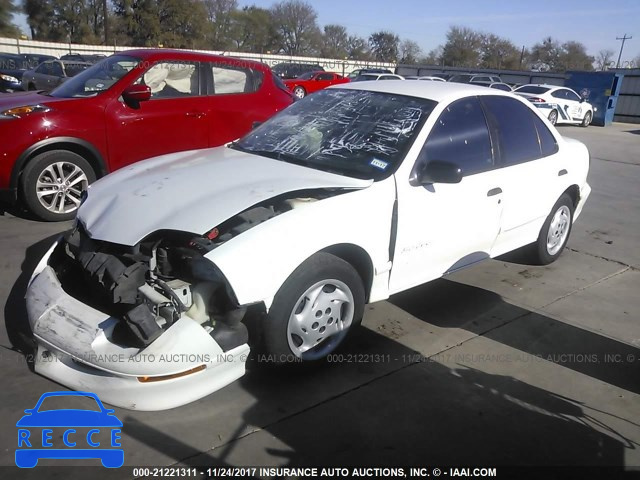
[104,60,209,171]
[33,62,56,90]
[201,60,271,146]
[389,96,503,294]
[480,95,566,256]
[310,72,335,93]
[551,88,582,122]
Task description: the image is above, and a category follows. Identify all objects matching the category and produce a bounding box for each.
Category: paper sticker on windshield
[370,158,389,171]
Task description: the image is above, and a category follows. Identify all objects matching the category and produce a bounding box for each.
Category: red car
[0,49,294,221]
[284,71,349,99]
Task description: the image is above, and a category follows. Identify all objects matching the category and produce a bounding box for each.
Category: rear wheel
[533,194,574,265]
[28,83,36,91]
[263,252,364,363]
[548,109,558,125]
[581,111,592,127]
[293,86,306,99]
[21,150,96,221]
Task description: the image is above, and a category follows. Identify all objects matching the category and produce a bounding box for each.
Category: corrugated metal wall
[614,70,640,124]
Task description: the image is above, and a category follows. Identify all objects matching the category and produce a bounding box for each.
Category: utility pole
[615,34,632,68]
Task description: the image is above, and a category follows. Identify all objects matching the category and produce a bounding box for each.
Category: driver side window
[415,96,493,177]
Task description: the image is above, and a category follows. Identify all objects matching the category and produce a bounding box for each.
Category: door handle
[186,111,206,119]
[558,169,568,176]
[487,187,502,197]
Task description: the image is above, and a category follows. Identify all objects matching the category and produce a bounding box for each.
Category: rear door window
[481,95,557,165]
[205,63,263,94]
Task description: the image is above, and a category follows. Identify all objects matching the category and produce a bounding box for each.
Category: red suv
[0,49,294,220]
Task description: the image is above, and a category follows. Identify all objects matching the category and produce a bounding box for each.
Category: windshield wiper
[229,144,308,166]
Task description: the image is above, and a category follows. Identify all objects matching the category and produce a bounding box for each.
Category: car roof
[120,49,270,72]
[336,80,513,103]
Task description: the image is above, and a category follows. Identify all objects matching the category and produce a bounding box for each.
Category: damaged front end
[26,225,255,411]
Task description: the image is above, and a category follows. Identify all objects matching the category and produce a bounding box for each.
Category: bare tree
[399,39,422,64]
[596,49,615,71]
[271,0,321,55]
[321,24,349,58]
[347,34,370,61]
[369,30,399,62]
[204,0,238,50]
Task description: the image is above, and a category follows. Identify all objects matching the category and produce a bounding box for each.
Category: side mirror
[580,97,586,103]
[418,160,463,184]
[122,84,151,107]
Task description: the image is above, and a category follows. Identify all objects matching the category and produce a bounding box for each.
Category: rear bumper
[574,182,591,221]
[26,242,249,411]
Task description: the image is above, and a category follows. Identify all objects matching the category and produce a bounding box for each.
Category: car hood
[0,68,25,79]
[78,146,373,246]
[0,90,69,109]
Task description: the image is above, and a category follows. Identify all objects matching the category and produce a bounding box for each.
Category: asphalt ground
[0,122,639,479]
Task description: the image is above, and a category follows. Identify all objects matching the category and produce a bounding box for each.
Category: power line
[615,34,632,68]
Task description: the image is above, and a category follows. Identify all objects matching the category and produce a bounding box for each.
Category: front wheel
[293,86,306,99]
[533,194,574,265]
[263,252,365,363]
[21,150,96,221]
[581,111,592,127]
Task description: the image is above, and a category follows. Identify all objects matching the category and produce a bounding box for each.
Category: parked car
[347,68,392,79]
[0,49,294,221]
[21,53,57,69]
[25,81,590,410]
[449,74,501,85]
[488,82,512,91]
[284,71,349,98]
[352,73,404,81]
[21,59,92,91]
[405,75,446,82]
[0,53,26,92]
[513,84,594,127]
[60,53,108,64]
[272,62,325,80]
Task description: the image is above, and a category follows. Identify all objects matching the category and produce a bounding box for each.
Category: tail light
[528,97,546,103]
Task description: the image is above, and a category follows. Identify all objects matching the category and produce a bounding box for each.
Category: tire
[293,86,306,99]
[581,111,592,127]
[263,252,365,363]
[533,193,574,265]
[548,109,558,125]
[21,150,96,222]
[28,83,36,91]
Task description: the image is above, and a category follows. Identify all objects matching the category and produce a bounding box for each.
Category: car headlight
[0,104,51,120]
[0,74,19,83]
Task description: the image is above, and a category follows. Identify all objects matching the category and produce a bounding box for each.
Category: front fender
[205,179,396,308]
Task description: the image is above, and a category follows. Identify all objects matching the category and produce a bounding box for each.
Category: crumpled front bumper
[25,240,249,411]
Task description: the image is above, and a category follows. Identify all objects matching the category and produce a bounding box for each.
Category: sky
[12,0,640,63]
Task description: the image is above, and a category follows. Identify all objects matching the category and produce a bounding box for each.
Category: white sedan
[26,81,591,410]
[514,84,594,126]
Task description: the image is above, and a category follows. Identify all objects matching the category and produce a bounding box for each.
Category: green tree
[229,5,278,53]
[0,0,20,37]
[421,46,443,65]
[559,40,594,71]
[480,33,520,70]
[321,24,348,59]
[270,0,321,55]
[24,0,53,39]
[203,0,237,50]
[368,30,399,62]
[441,26,482,67]
[530,36,562,71]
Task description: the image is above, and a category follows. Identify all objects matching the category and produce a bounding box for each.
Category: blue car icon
[16,391,123,468]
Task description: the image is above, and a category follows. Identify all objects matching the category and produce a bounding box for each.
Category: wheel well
[563,185,580,208]
[321,244,374,302]
[18,142,107,186]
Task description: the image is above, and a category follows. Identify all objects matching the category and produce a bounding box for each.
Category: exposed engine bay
[48,190,335,351]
